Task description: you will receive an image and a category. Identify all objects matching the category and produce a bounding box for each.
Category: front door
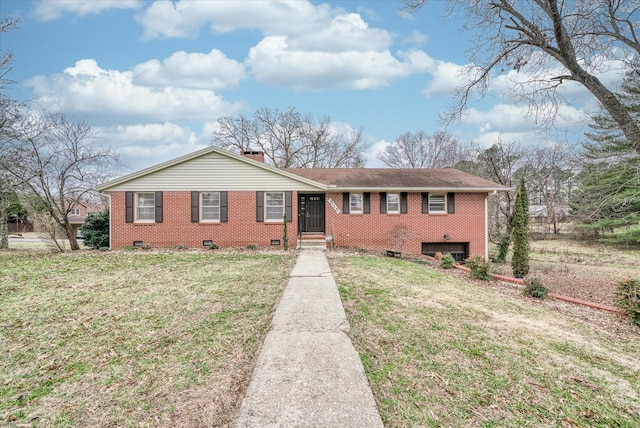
[299,194,325,233]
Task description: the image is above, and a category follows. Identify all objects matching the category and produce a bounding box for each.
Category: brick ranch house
[97,147,507,259]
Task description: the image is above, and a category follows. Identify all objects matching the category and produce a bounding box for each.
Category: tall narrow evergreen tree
[511,178,530,277]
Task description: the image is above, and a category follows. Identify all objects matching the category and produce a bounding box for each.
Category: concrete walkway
[235,249,384,428]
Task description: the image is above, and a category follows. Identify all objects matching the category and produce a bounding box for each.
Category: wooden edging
[420,255,622,314]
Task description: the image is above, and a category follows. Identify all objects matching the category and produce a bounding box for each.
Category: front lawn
[331,254,640,427]
[0,250,294,427]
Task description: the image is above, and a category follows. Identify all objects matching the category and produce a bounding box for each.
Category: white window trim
[135,192,155,223]
[428,193,447,214]
[265,192,285,222]
[387,193,400,214]
[200,191,221,223]
[70,208,81,215]
[350,193,363,214]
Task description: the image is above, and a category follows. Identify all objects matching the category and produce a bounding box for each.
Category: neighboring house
[529,204,570,224]
[97,147,507,259]
[29,201,105,238]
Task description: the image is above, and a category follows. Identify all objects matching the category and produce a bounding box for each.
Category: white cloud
[247,37,432,90]
[290,13,392,52]
[132,50,246,90]
[460,103,585,134]
[402,30,429,46]
[34,0,141,21]
[422,60,469,97]
[96,122,208,171]
[364,140,391,167]
[137,0,333,39]
[26,59,243,124]
[134,1,436,91]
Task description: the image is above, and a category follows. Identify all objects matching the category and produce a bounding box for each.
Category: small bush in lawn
[466,255,492,281]
[617,279,640,327]
[523,277,549,299]
[246,243,257,250]
[440,253,455,269]
[141,244,152,250]
[99,246,110,252]
[208,242,219,250]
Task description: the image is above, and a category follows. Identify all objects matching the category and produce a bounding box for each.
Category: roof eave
[331,186,509,192]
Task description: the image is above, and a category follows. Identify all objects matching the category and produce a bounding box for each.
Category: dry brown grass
[490,237,640,306]
[330,253,640,427]
[0,249,295,427]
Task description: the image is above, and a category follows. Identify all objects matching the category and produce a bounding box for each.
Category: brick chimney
[241,150,265,163]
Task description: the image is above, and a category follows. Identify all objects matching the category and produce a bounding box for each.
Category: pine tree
[80,209,110,249]
[511,178,530,277]
[572,71,640,237]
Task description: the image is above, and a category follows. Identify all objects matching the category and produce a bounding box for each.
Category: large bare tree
[0,110,119,251]
[403,0,640,154]
[0,16,20,249]
[378,129,473,168]
[212,106,366,168]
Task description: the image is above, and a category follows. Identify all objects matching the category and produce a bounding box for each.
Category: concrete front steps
[297,233,327,249]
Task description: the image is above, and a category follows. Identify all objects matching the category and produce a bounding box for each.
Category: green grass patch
[331,255,640,427]
[0,250,295,427]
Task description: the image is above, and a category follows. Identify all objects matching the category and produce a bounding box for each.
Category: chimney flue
[241,150,265,163]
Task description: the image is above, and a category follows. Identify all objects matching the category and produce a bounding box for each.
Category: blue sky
[2,0,615,173]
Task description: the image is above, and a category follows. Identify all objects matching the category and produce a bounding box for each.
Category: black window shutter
[155,191,163,223]
[256,191,264,222]
[220,191,228,222]
[285,191,292,222]
[422,192,429,214]
[379,192,387,214]
[125,192,133,223]
[191,191,199,222]
[401,192,408,214]
[363,192,370,214]
[343,192,350,214]
[447,192,455,214]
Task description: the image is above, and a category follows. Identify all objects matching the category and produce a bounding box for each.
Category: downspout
[484,192,491,260]
[104,194,112,249]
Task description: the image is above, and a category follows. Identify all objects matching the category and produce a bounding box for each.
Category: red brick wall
[109,191,298,249]
[109,190,488,256]
[324,192,487,257]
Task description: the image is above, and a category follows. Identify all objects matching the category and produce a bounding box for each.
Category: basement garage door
[422,242,469,262]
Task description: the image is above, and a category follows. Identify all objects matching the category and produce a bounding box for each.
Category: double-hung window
[200,192,220,222]
[136,192,155,222]
[429,194,446,213]
[265,192,285,221]
[387,193,400,214]
[350,193,363,213]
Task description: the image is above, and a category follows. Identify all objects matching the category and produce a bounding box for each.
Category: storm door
[299,194,325,233]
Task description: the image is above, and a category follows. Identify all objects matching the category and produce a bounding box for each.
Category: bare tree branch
[211,107,366,168]
[404,0,640,153]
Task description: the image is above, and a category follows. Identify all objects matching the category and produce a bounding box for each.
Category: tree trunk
[580,74,640,155]
[0,209,8,249]
[62,222,80,250]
